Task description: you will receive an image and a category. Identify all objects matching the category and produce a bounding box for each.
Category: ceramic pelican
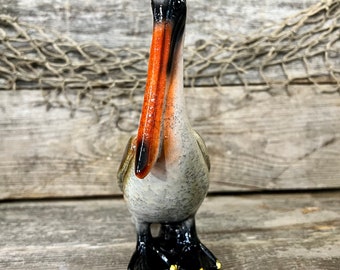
[118,0,221,269]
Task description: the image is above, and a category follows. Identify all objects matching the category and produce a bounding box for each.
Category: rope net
[0,0,339,131]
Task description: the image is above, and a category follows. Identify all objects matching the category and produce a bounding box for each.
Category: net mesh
[0,0,339,131]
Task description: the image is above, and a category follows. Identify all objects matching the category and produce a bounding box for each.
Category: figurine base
[128,216,221,270]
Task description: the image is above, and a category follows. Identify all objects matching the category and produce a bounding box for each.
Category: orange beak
[135,0,186,179]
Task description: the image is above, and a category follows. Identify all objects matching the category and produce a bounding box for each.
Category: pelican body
[118,1,220,269]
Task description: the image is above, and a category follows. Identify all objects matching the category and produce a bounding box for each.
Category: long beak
[135,0,186,179]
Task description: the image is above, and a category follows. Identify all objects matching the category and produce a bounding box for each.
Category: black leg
[128,222,171,270]
[158,216,221,270]
[178,217,221,270]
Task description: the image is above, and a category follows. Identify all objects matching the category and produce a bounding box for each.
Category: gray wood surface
[1,192,340,269]
[1,85,340,199]
[1,0,336,90]
[0,1,339,198]
[0,0,320,49]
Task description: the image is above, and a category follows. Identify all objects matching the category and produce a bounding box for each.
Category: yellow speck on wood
[301,206,319,214]
[216,260,222,269]
[314,225,336,231]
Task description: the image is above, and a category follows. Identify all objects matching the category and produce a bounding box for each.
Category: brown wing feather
[117,136,135,191]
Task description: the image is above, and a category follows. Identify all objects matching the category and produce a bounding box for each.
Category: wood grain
[0,0,320,49]
[1,192,339,269]
[1,85,340,199]
[0,0,339,199]
[1,0,336,89]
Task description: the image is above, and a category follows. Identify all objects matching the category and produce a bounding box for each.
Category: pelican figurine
[118,0,221,269]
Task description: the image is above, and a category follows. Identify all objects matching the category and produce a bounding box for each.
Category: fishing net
[0,0,339,131]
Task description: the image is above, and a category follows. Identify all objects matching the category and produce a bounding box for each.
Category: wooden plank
[0,90,122,199]
[1,0,337,90]
[0,0,320,49]
[0,192,340,269]
[1,85,340,199]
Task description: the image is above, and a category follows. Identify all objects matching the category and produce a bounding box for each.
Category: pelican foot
[177,242,221,270]
[157,217,221,270]
[128,242,171,270]
[128,223,171,270]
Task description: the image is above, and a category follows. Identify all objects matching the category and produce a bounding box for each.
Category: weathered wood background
[1,0,340,269]
[1,0,339,199]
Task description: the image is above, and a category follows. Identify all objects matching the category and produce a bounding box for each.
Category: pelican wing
[193,130,210,171]
[117,136,135,191]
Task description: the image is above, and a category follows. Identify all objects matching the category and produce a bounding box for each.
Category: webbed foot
[128,223,171,270]
[158,217,221,270]
[177,242,221,270]
[128,243,171,270]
